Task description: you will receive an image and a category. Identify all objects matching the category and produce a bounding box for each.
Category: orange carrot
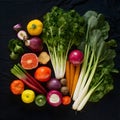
[71,64,81,97]
[66,60,70,89]
[69,62,75,95]
[62,96,71,105]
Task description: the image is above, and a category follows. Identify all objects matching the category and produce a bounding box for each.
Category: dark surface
[0,0,120,120]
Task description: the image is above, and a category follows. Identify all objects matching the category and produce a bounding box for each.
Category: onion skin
[46,78,61,90]
[25,37,43,53]
[69,49,84,65]
[17,30,28,40]
[47,90,62,107]
[13,24,22,31]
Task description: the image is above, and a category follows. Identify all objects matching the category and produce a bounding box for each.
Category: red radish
[25,37,43,53]
[69,49,84,65]
[47,90,62,107]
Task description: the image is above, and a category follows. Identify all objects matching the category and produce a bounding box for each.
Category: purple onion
[46,78,61,90]
[25,37,43,53]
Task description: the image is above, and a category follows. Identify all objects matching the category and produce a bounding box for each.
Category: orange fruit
[20,53,38,70]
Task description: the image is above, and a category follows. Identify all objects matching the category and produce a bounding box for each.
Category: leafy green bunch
[72,11,119,111]
[8,39,24,60]
[42,6,86,79]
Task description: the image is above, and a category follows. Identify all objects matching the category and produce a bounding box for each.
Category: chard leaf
[84,10,97,21]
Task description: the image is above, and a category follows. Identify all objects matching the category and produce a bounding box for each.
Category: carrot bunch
[65,60,81,97]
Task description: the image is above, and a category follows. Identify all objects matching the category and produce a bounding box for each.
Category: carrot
[69,62,75,95]
[71,64,81,97]
[62,96,71,105]
[66,60,70,89]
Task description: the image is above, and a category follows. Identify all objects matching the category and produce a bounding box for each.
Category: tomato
[34,66,51,82]
[35,94,46,107]
[10,80,24,95]
[21,89,35,103]
[62,96,71,105]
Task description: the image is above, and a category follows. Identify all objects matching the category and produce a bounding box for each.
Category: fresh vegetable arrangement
[8,6,118,111]
[42,6,85,79]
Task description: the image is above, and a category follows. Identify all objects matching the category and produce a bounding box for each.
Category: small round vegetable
[17,30,28,40]
[62,96,71,105]
[35,94,46,107]
[60,86,69,95]
[60,78,67,86]
[21,89,35,103]
[27,19,43,36]
[25,37,43,53]
[46,78,61,90]
[38,51,50,64]
[69,49,84,65]
[47,90,62,107]
[34,66,51,82]
[13,23,22,31]
[10,79,24,95]
[20,53,39,70]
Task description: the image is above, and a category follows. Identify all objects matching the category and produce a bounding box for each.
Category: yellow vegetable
[38,51,50,64]
[27,19,43,36]
[21,89,35,103]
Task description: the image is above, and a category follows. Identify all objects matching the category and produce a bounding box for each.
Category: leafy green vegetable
[42,6,86,79]
[88,39,118,102]
[8,39,24,60]
[72,10,119,111]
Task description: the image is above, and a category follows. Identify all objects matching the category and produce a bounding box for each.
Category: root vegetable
[25,37,43,53]
[46,78,61,90]
[38,51,50,64]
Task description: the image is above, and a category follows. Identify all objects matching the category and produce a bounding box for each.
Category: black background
[0,0,120,120]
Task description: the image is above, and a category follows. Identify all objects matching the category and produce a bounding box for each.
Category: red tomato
[34,66,51,82]
[10,80,24,95]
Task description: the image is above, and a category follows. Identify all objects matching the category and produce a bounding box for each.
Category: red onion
[69,49,84,65]
[13,23,22,31]
[47,90,62,107]
[25,37,43,53]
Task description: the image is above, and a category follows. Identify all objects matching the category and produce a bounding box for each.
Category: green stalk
[10,65,26,80]
[73,45,90,100]
[72,61,100,110]
[81,41,104,99]
[78,49,94,94]
[72,42,104,110]
[77,79,103,111]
